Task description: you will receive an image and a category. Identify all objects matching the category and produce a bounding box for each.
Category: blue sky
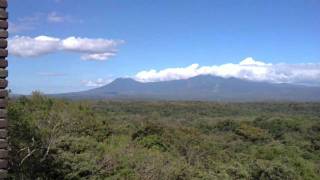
[7,0,320,94]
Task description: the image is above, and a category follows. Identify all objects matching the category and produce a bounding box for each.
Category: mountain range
[53,75,320,102]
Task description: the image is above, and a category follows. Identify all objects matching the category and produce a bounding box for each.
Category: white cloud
[47,12,66,23]
[81,52,116,61]
[61,37,122,53]
[82,78,113,87]
[8,35,124,61]
[9,36,60,57]
[135,57,320,86]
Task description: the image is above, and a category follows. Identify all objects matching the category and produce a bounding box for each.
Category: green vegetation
[7,93,320,179]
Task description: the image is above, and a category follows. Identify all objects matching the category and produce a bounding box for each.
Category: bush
[250,160,296,180]
[235,123,270,142]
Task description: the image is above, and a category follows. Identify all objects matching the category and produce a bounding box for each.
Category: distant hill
[53,75,320,102]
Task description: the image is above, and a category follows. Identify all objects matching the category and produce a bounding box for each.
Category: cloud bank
[135,57,320,86]
[8,35,124,61]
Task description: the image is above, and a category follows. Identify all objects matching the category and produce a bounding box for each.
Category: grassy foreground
[7,93,320,179]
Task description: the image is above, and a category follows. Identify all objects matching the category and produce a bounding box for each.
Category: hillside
[55,75,320,101]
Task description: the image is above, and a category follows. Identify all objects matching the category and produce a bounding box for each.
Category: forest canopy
[7,93,320,179]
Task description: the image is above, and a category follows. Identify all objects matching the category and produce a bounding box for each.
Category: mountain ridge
[53,75,320,102]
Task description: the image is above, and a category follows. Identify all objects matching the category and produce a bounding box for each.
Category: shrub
[235,123,270,142]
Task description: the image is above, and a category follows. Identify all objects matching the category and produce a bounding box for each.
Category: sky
[7,0,320,94]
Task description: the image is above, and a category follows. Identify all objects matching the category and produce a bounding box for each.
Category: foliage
[6,94,320,179]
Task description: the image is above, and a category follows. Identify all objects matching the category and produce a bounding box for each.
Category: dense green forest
[7,93,320,179]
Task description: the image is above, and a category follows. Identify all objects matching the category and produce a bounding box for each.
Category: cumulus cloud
[8,35,124,61]
[9,36,60,57]
[82,78,113,87]
[135,57,320,86]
